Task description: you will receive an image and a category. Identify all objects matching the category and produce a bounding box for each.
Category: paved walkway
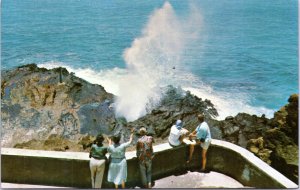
[1,183,69,188]
[153,171,245,188]
[2,171,244,188]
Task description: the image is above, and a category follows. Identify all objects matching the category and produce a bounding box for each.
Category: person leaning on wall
[136,127,155,188]
[189,113,212,172]
[89,133,108,188]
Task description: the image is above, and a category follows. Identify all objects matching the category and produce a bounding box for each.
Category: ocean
[2,0,298,121]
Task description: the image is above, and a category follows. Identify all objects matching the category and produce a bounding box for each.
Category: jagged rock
[271,94,298,145]
[270,145,298,183]
[250,146,259,154]
[1,64,114,147]
[207,95,298,184]
[237,130,248,148]
[14,134,84,152]
[286,94,298,144]
[225,116,234,121]
[78,135,96,150]
[247,137,272,164]
[264,128,293,149]
[128,86,219,140]
[77,101,116,135]
[247,137,264,150]
[257,149,272,165]
[14,133,97,152]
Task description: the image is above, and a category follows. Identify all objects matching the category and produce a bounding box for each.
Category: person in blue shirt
[189,114,212,172]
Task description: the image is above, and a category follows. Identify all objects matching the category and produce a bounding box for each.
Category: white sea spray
[114,2,203,121]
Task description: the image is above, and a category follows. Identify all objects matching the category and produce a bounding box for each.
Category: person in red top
[136,127,155,188]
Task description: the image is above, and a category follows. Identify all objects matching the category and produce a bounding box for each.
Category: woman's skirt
[107,158,127,185]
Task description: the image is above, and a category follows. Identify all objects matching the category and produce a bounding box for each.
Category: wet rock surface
[1,64,298,183]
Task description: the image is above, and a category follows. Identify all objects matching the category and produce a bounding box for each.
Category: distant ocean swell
[38,2,275,121]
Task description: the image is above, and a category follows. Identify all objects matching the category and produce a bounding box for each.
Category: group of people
[168,114,211,172]
[89,128,153,189]
[89,113,211,189]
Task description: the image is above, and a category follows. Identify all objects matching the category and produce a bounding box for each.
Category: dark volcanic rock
[128,86,219,139]
[1,64,115,147]
[14,134,96,152]
[230,95,298,184]
[78,101,116,135]
[266,94,298,183]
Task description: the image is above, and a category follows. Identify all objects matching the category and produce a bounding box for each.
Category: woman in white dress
[107,131,134,189]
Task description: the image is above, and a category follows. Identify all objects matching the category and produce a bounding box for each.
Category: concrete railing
[1,139,298,188]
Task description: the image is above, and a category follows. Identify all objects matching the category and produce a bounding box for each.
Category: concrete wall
[1,140,298,188]
[1,149,91,187]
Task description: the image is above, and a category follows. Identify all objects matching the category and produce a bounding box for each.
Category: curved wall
[1,139,297,188]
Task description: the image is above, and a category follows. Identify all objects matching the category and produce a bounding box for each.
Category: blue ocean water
[1,0,298,120]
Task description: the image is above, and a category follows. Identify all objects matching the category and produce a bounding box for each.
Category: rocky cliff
[1,64,116,150]
[209,95,299,183]
[1,64,298,183]
[1,64,220,151]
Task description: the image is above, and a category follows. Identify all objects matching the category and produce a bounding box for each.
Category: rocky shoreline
[1,64,298,183]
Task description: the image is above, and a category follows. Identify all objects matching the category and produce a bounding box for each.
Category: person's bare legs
[148,182,152,188]
[114,184,118,189]
[187,144,195,163]
[121,181,125,189]
[201,148,208,170]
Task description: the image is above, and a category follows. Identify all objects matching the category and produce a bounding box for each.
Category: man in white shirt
[168,120,196,163]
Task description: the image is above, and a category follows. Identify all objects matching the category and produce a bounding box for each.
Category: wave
[38,60,275,121]
[38,61,126,95]
[182,87,275,119]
